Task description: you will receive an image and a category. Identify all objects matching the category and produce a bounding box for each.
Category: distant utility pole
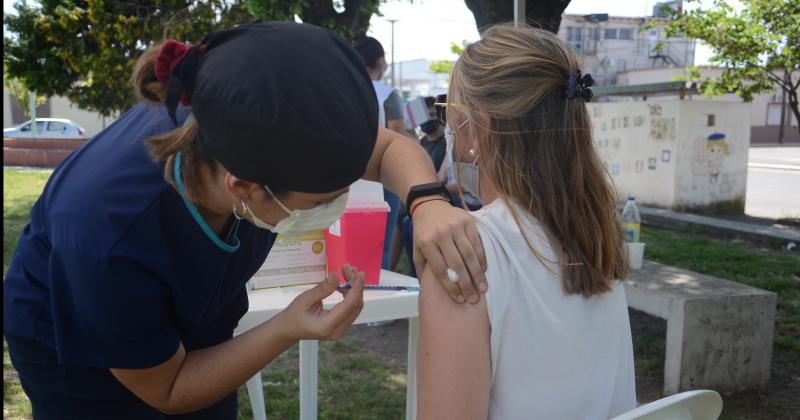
[387,19,398,88]
[29,93,38,138]
[22,0,37,138]
[514,0,525,26]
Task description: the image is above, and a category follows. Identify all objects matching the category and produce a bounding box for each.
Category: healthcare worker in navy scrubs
[3,22,486,419]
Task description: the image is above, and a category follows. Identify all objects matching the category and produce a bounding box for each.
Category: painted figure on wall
[692,132,730,183]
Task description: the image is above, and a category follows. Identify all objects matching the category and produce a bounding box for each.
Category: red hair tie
[155,40,193,106]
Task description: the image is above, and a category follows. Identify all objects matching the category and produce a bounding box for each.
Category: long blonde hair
[450,25,628,297]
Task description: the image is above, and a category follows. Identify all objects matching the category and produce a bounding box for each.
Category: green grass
[641,227,800,350]
[3,168,50,420]
[637,226,800,419]
[235,339,407,420]
[3,168,52,274]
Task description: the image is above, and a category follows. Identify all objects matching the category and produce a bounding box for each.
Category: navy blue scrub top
[4,103,275,370]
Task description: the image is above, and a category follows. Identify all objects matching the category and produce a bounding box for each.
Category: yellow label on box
[251,230,327,290]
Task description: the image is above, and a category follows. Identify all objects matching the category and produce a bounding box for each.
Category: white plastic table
[234,270,420,420]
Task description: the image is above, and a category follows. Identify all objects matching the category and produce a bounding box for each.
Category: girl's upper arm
[417,264,492,420]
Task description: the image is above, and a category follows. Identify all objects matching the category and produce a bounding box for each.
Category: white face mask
[238,186,349,236]
[456,157,480,199]
[445,120,480,199]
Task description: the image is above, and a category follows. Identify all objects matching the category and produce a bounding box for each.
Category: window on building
[587,27,599,41]
[604,28,634,40]
[649,30,660,57]
[567,26,582,51]
[767,104,783,125]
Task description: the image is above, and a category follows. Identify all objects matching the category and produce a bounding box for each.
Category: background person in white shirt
[417,25,636,420]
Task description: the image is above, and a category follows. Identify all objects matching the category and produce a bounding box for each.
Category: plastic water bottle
[621,196,641,243]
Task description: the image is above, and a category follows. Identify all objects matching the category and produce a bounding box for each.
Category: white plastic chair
[610,390,723,420]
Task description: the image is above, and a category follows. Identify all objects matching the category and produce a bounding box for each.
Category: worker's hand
[412,199,487,304]
[279,264,364,341]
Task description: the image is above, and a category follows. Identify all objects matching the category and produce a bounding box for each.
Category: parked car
[3,118,86,139]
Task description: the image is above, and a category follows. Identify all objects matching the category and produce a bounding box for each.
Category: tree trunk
[789,89,800,137]
[464,0,571,33]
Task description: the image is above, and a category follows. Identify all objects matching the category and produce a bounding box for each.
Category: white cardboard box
[250,230,327,290]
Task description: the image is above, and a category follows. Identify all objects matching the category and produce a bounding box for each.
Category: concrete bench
[624,261,777,395]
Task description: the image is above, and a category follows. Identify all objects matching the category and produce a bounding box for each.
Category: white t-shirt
[372,80,395,128]
[473,200,636,420]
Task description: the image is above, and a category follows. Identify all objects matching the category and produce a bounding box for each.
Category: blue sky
[4,0,738,65]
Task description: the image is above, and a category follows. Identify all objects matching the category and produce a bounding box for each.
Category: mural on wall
[587,102,748,210]
[648,104,676,141]
[692,132,730,183]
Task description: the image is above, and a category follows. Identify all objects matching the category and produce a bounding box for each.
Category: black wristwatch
[406,182,450,215]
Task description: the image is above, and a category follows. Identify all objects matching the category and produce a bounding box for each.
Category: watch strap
[405,182,450,211]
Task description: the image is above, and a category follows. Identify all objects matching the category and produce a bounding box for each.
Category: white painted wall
[674,101,751,208]
[589,100,751,209]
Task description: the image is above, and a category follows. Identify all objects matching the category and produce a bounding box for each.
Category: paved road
[746,147,800,219]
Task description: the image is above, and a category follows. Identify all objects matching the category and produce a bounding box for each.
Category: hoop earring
[232,201,246,220]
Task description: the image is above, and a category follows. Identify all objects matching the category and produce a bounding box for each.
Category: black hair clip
[566,70,594,101]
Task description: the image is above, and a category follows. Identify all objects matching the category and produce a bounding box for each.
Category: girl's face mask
[445,119,480,199]
[240,186,349,236]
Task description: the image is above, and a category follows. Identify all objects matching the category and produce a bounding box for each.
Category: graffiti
[650,116,677,141]
[635,161,644,173]
[692,132,730,183]
[647,103,676,140]
[661,149,671,163]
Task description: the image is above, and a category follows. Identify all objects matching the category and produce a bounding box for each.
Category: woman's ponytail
[131,43,166,103]
[131,42,216,202]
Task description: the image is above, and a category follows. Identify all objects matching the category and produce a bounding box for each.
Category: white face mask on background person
[238,186,349,236]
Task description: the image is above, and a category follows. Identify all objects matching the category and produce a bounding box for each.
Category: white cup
[626,242,646,270]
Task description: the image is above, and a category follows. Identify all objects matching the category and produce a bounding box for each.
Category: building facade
[557,13,695,87]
